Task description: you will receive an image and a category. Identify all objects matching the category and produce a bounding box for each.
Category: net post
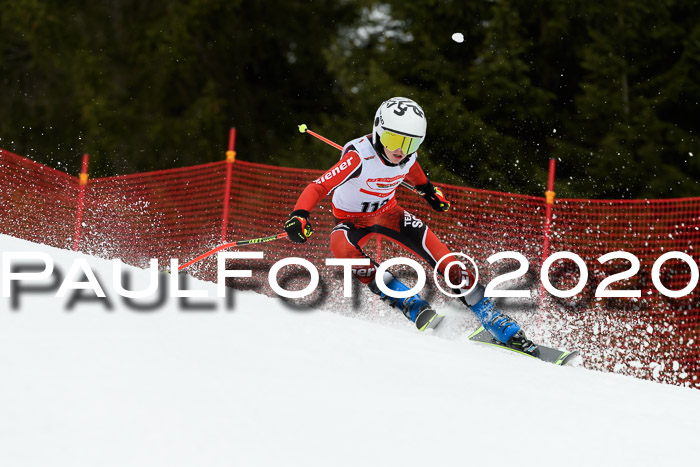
[72,153,89,251]
[538,158,557,312]
[221,128,237,244]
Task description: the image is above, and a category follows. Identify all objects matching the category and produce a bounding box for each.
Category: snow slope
[1,235,699,467]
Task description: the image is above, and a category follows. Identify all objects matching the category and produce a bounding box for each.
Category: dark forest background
[1,0,698,199]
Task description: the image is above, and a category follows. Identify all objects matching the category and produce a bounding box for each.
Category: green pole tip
[298,124,307,133]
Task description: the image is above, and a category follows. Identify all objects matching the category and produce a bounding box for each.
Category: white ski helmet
[372,97,427,155]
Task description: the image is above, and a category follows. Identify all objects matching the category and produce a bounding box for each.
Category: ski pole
[178,232,288,271]
[298,124,420,194]
[298,124,343,151]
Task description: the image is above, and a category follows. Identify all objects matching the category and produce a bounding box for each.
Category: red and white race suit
[293,135,473,288]
[294,135,428,218]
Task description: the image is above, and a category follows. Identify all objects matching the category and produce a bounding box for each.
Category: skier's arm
[285,150,362,243]
[406,160,450,212]
[292,150,362,213]
[404,159,429,187]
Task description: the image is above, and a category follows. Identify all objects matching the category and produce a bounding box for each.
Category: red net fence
[1,147,698,387]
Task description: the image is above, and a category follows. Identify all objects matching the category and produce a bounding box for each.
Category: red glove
[416,182,450,212]
[284,210,313,243]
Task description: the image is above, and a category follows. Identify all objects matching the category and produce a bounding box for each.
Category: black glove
[416,181,450,212]
[284,210,313,243]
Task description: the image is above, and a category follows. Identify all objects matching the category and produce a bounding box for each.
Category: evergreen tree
[569,0,699,198]
[0,0,359,176]
[0,0,697,198]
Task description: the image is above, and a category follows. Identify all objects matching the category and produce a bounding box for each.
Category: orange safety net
[79,162,230,267]
[0,148,698,387]
[0,149,79,249]
[546,198,700,384]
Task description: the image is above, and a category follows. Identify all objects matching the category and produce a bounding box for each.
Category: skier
[284,97,535,352]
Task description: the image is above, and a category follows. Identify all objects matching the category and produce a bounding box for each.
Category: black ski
[468,327,579,366]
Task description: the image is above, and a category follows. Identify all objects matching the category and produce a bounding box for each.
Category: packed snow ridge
[0,234,698,467]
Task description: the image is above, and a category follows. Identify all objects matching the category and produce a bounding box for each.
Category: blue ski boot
[369,274,444,331]
[470,297,537,353]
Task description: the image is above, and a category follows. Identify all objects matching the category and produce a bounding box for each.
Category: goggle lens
[380,130,422,154]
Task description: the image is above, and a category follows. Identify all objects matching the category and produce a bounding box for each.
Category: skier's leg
[330,221,441,331]
[375,208,532,347]
[366,270,444,331]
[329,222,376,284]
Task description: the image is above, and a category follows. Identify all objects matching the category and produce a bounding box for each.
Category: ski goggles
[379,130,423,154]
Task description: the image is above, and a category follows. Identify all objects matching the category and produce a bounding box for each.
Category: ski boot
[470,297,538,355]
[369,274,443,331]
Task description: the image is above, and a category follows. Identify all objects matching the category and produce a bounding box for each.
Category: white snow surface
[1,234,699,467]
